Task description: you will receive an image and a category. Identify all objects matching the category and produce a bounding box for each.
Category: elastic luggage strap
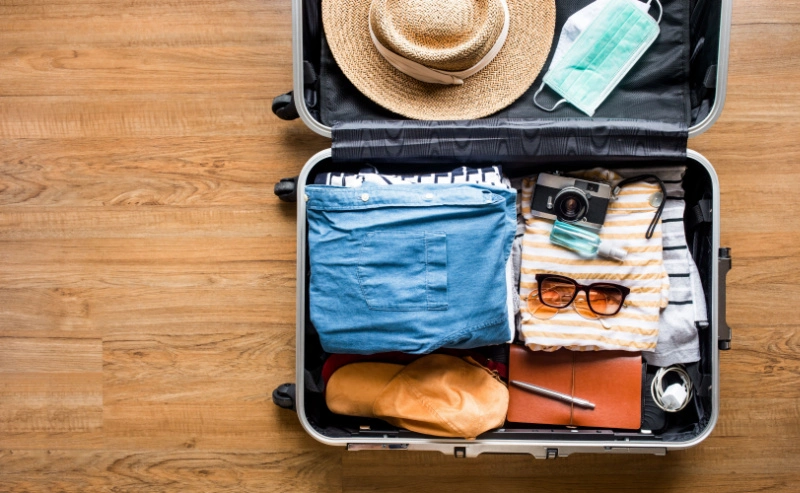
[331,119,689,164]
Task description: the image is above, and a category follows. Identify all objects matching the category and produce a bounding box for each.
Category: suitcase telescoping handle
[718,247,732,350]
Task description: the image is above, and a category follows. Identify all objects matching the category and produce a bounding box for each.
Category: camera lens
[561,197,579,218]
[553,187,589,223]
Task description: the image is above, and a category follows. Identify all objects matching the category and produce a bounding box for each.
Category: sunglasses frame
[534,274,631,317]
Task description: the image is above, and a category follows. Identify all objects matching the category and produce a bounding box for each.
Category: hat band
[368,0,510,86]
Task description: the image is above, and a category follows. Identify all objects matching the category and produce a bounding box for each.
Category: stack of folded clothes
[306,167,517,355]
[518,170,670,352]
[513,166,707,361]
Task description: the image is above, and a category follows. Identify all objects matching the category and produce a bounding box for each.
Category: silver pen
[511,380,596,410]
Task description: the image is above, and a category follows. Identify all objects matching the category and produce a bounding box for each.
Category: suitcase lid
[279,0,732,162]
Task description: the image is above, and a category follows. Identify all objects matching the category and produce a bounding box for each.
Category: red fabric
[321,350,509,385]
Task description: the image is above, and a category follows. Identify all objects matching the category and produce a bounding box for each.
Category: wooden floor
[1,0,798,491]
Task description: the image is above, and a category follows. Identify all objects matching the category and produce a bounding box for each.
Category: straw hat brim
[322,0,556,120]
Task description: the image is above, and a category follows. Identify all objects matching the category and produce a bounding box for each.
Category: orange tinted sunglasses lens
[527,293,559,320]
[587,286,625,315]
[573,292,600,320]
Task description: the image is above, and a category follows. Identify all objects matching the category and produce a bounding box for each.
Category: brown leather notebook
[507,346,643,429]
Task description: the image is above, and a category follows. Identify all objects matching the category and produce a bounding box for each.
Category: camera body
[530,173,612,230]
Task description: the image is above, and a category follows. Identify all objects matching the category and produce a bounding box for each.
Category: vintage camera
[530,173,612,230]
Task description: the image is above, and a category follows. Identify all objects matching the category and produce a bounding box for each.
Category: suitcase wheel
[272,383,297,411]
[274,176,298,203]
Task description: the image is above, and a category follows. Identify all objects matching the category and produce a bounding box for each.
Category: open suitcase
[271,0,734,458]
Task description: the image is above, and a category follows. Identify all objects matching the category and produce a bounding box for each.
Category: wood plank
[0,2,292,51]
[0,98,278,139]
[0,136,329,207]
[0,373,103,434]
[0,288,295,331]
[0,337,102,374]
[0,48,290,98]
[0,248,296,289]
[0,207,298,239]
[0,449,342,493]
[102,328,296,400]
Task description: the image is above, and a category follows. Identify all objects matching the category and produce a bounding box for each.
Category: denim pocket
[357,231,448,312]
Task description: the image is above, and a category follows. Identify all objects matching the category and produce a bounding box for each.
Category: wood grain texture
[0,0,798,491]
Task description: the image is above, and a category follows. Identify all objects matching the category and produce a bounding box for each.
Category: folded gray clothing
[612,166,709,366]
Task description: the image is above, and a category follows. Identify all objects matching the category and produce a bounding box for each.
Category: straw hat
[322,0,556,120]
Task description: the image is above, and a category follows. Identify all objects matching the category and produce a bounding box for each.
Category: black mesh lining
[316,0,698,127]
[301,0,322,121]
[688,0,722,124]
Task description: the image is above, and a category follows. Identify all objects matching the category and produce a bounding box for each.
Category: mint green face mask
[533,0,662,117]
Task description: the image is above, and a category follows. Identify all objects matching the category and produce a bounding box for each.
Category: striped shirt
[519,171,669,352]
[314,166,506,188]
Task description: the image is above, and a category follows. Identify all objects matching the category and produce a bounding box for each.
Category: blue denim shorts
[306,183,516,354]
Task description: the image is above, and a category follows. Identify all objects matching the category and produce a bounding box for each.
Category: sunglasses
[530,274,631,318]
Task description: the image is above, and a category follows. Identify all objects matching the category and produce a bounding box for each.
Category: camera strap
[612,174,667,239]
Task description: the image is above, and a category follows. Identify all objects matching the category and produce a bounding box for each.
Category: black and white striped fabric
[612,166,709,366]
[314,166,507,188]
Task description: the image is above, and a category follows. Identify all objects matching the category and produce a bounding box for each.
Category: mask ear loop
[646,0,663,24]
[533,82,568,112]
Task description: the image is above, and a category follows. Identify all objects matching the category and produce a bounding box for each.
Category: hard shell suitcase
[272,0,734,458]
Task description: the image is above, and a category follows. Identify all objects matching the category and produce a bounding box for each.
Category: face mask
[533,0,663,116]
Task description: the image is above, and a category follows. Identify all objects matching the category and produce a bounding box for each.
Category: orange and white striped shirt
[519,171,669,352]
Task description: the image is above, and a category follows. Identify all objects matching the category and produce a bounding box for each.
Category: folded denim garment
[306,183,517,354]
[313,166,519,344]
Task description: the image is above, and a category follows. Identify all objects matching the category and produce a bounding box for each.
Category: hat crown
[370,0,505,72]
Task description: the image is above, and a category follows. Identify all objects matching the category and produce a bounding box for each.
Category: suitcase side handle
[717,247,732,350]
